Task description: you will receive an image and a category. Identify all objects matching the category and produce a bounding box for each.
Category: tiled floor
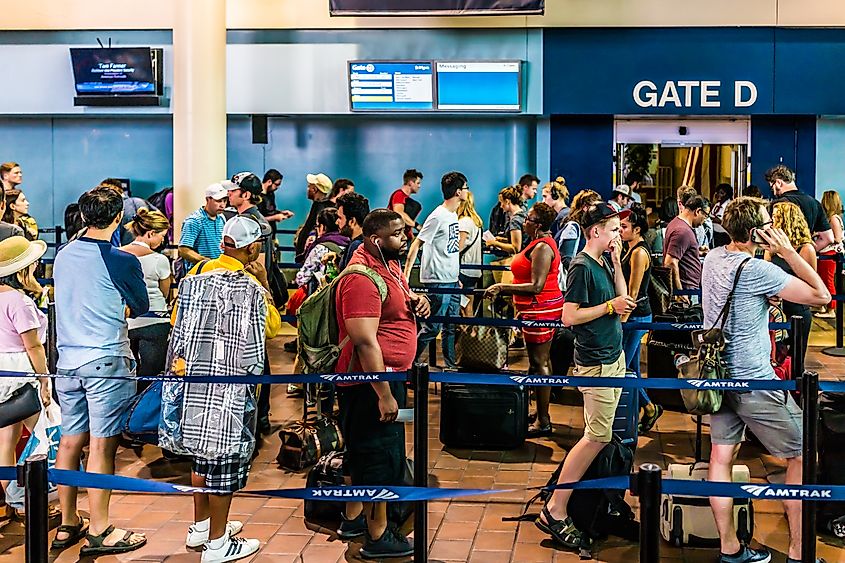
[0,320,844,562]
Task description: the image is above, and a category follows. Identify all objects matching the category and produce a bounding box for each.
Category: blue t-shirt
[179,208,225,265]
[702,247,790,380]
[54,237,149,370]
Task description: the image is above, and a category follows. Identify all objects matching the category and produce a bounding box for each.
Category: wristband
[606,300,615,316]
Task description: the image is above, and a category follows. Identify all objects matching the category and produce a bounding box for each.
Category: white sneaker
[201,535,260,562]
[186,520,244,548]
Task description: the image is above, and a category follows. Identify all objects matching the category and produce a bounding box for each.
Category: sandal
[51,514,89,550]
[526,421,553,438]
[639,404,664,434]
[79,525,147,556]
[534,506,583,549]
[12,504,61,523]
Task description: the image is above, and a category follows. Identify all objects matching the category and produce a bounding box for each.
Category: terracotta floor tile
[247,506,296,525]
[301,543,348,561]
[428,539,473,561]
[472,529,517,551]
[443,504,485,523]
[434,520,477,541]
[469,550,513,563]
[260,532,313,554]
[512,540,555,562]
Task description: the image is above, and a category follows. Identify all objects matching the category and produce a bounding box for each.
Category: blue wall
[0,117,173,229]
[750,116,816,197]
[227,116,537,225]
[0,115,537,229]
[816,118,845,198]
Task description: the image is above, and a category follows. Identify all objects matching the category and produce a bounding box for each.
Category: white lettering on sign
[735,80,757,107]
[632,80,758,109]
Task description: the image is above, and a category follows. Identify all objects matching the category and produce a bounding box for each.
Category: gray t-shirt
[702,247,790,380]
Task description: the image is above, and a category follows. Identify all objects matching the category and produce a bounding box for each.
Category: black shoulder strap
[715,256,752,331]
[460,227,480,257]
[196,260,210,274]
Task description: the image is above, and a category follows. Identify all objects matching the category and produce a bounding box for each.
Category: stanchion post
[801,370,819,563]
[412,363,429,563]
[427,341,437,368]
[21,454,49,563]
[54,224,63,249]
[46,302,57,375]
[638,463,661,563]
[823,254,845,356]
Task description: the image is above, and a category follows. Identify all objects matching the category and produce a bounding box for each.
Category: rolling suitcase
[818,393,845,536]
[660,463,753,546]
[612,373,639,445]
[439,383,528,450]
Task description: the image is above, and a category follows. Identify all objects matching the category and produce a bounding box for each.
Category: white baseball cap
[306,173,333,194]
[204,182,228,200]
[222,215,262,249]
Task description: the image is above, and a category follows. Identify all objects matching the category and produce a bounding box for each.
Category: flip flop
[51,515,89,550]
[79,525,146,556]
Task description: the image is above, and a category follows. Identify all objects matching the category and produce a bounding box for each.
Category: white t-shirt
[128,249,171,329]
[458,216,482,279]
[418,205,460,283]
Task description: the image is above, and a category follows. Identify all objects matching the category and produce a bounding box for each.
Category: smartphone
[751,228,767,245]
[635,295,649,304]
[396,409,414,423]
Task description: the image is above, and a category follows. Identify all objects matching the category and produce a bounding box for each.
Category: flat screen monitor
[70,47,157,95]
[349,61,434,111]
[436,61,521,111]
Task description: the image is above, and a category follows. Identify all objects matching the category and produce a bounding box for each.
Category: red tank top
[510,236,562,306]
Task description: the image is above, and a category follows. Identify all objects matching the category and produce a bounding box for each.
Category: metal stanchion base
[822,346,845,357]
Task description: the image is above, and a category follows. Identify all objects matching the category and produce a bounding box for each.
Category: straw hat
[0,236,47,277]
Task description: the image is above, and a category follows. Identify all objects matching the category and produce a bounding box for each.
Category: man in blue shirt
[52,186,150,556]
[178,182,228,267]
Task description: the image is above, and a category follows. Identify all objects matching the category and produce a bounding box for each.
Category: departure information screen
[349,61,434,111]
[436,61,521,111]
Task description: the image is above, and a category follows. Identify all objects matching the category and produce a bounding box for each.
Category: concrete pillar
[172,0,226,240]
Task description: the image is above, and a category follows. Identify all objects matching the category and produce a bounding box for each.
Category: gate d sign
[633,80,758,109]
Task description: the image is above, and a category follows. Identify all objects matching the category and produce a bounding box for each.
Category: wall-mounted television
[70,47,163,107]
[348,61,434,111]
[436,61,521,111]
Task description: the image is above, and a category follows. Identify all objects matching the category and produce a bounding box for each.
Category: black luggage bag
[817,393,845,537]
[646,303,702,411]
[304,450,414,526]
[439,383,528,450]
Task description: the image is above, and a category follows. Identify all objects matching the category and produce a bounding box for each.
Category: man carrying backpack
[333,209,429,559]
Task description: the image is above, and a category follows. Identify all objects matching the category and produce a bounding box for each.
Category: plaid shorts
[192,453,251,493]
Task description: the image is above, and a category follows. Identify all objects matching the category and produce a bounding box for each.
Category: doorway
[613,118,750,209]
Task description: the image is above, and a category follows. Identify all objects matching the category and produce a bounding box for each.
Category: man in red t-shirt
[388,168,423,239]
[334,209,430,559]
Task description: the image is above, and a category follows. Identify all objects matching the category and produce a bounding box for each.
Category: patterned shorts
[192,453,251,493]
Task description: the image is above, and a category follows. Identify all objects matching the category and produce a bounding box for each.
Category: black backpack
[505,436,638,558]
[147,187,172,213]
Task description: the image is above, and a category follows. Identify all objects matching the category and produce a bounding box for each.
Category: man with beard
[334,209,430,559]
[336,192,370,271]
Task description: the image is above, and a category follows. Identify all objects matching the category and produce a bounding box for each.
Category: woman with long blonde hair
[458,190,484,314]
[817,190,844,317]
[767,201,815,357]
[119,209,172,378]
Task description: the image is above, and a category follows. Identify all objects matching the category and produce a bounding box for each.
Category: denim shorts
[55,356,137,438]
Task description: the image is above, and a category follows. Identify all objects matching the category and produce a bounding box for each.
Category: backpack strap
[338,264,388,302]
[195,260,210,275]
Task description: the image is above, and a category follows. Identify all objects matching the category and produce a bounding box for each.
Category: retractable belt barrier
[9,464,845,503]
[0,368,807,391]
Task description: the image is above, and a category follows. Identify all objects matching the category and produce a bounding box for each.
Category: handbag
[456,300,510,371]
[678,257,751,416]
[277,398,344,471]
[0,382,41,429]
[124,381,163,444]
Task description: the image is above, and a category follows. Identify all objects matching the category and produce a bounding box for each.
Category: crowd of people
[0,160,840,562]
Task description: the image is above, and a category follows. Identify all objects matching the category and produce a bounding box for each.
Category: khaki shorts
[574,352,626,443]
